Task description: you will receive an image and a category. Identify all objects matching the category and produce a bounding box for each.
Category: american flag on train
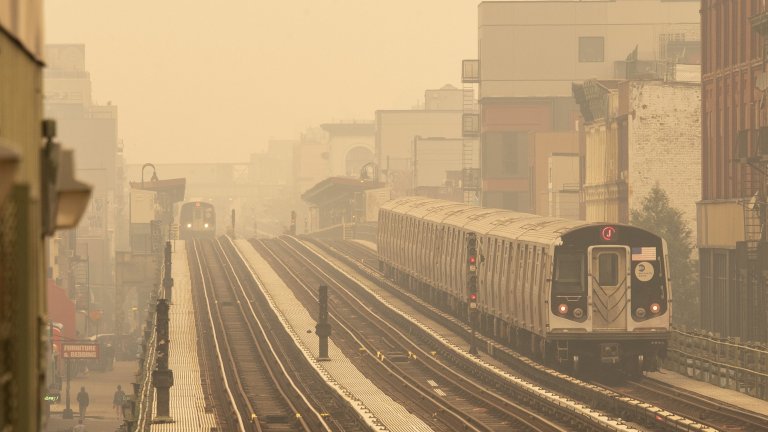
[631,247,656,261]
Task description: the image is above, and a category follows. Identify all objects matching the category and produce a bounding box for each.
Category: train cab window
[597,253,619,286]
[553,253,584,294]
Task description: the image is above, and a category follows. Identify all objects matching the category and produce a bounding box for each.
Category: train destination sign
[600,226,616,241]
[61,343,99,359]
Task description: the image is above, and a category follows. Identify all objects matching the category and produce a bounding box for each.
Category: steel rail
[191,240,249,431]
[272,237,594,432]
[338,239,766,431]
[217,237,330,431]
[618,377,768,431]
[311,238,721,432]
[257,239,489,432]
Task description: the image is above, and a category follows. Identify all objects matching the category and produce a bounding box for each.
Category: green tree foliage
[631,185,699,328]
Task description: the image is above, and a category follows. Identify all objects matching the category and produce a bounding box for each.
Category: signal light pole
[316,285,331,360]
[467,233,479,355]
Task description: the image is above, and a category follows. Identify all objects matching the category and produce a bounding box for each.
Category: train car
[178,201,216,240]
[378,197,670,374]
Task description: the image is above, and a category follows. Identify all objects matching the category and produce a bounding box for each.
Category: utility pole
[62,359,73,419]
[315,285,331,361]
[162,241,173,301]
[231,209,236,238]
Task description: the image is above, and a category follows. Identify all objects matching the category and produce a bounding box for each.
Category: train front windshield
[553,252,585,295]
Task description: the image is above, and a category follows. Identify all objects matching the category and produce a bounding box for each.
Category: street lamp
[141,163,158,189]
[55,150,91,229]
[0,141,19,205]
[40,120,92,235]
[359,162,378,182]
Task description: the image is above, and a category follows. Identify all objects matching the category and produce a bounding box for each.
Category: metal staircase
[738,129,768,259]
[737,127,768,342]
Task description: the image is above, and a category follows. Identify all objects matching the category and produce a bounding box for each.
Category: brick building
[699,0,768,342]
[573,79,701,239]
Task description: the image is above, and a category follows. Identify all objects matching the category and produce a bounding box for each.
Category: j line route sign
[61,343,99,359]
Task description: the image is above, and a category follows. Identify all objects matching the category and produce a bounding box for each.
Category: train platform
[44,359,135,432]
[233,238,433,432]
[150,240,218,431]
[649,369,768,415]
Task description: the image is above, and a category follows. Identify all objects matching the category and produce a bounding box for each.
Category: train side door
[588,246,630,331]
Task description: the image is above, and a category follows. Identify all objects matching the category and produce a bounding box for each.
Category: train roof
[380,196,594,245]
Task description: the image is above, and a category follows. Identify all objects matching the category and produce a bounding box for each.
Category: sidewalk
[44,359,137,432]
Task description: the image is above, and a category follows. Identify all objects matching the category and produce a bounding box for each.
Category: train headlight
[635,307,647,318]
[186,223,192,228]
[650,303,661,314]
[204,223,209,228]
[557,304,568,315]
[572,307,584,319]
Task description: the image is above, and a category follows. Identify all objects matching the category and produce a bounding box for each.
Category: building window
[483,132,528,178]
[579,37,604,63]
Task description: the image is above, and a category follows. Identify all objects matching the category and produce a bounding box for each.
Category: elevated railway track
[313,238,765,432]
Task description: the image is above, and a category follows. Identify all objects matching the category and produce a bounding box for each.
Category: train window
[597,253,619,286]
[553,253,584,294]
[555,254,582,283]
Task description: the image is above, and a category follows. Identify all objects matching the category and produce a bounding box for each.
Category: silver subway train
[179,201,216,240]
[378,197,670,374]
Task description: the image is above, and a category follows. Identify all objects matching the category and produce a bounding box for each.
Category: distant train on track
[378,197,670,374]
[179,201,216,240]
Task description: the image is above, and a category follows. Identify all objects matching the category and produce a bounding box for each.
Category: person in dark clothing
[113,385,126,419]
[76,386,89,420]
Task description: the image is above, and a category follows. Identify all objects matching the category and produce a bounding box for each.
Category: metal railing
[667,327,768,400]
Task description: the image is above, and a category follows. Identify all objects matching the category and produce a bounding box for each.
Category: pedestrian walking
[76,386,89,420]
[73,418,86,432]
[113,384,126,419]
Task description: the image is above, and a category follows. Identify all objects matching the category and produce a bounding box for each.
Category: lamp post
[40,120,92,235]
[359,162,378,183]
[0,141,20,205]
[141,163,158,189]
[55,150,91,229]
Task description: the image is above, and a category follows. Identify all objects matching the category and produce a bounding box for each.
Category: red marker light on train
[558,304,568,315]
[650,303,661,314]
[195,202,200,207]
[469,256,476,264]
[469,293,477,301]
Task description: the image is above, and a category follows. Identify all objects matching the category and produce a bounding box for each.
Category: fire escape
[736,127,768,342]
[735,12,768,342]
[461,59,480,205]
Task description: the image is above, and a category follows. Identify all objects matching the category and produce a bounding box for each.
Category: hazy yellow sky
[45,1,479,164]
